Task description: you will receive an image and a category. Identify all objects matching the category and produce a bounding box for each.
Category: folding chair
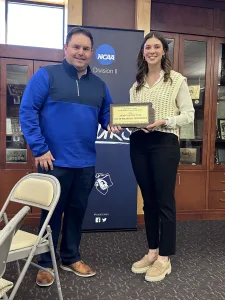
[0,206,30,300]
[0,173,63,300]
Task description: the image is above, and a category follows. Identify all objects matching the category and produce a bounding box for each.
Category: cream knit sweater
[129,70,195,137]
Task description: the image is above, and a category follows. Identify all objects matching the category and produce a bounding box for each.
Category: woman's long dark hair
[136,31,172,91]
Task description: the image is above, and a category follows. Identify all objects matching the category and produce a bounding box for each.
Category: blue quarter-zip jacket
[19,59,113,168]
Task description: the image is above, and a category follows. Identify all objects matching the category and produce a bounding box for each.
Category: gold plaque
[180,148,197,164]
[110,103,155,128]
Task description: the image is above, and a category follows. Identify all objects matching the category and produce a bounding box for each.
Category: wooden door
[175,171,206,211]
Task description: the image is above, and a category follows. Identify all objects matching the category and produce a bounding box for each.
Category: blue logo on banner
[96,44,115,65]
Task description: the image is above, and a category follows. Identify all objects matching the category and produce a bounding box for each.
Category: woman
[129,32,194,282]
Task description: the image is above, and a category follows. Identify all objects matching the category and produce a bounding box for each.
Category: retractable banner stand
[68,25,144,231]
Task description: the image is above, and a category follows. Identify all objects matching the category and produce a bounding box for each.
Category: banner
[68,25,144,231]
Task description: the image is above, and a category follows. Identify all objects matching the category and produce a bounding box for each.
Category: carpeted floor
[3,220,225,300]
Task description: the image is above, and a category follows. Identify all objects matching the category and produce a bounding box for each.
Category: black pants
[38,166,95,268]
[130,130,180,256]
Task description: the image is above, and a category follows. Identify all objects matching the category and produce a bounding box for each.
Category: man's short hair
[66,27,94,48]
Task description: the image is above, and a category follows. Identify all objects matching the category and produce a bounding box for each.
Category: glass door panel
[179,36,211,168]
[215,43,225,166]
[0,58,33,168]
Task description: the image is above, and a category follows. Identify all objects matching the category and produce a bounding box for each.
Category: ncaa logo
[96,44,115,65]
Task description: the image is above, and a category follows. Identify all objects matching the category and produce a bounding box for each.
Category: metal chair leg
[3,293,9,299]
[16,260,21,276]
[47,226,63,300]
[8,248,37,299]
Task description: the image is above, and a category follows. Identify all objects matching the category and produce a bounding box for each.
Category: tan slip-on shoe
[145,259,171,282]
[36,268,54,287]
[131,255,158,274]
[60,260,96,278]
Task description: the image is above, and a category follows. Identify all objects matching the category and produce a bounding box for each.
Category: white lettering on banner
[97,54,115,60]
[94,213,109,216]
[93,67,114,74]
[96,124,132,144]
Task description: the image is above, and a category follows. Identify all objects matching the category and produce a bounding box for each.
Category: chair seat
[10,230,39,251]
[6,230,49,263]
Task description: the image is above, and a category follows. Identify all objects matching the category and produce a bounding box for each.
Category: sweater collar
[62,58,91,79]
[144,70,165,88]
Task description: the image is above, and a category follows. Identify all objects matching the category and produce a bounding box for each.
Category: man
[20,27,121,287]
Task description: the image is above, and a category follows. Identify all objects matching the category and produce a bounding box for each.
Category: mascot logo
[95,173,113,195]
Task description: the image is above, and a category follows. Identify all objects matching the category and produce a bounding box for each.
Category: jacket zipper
[76,80,80,96]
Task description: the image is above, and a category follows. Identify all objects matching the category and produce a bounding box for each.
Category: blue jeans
[38,166,95,268]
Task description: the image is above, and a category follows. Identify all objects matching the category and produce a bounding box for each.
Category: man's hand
[107,124,123,134]
[35,151,55,171]
[141,120,166,133]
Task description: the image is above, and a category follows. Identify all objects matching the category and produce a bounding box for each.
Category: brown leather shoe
[60,260,96,277]
[36,268,54,287]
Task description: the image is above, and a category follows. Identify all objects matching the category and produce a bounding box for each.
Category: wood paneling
[137,210,225,226]
[137,187,143,215]
[68,0,82,26]
[214,9,225,34]
[151,2,214,36]
[175,171,207,210]
[151,1,225,37]
[152,0,225,10]
[138,171,207,215]
[83,0,135,29]
[135,0,151,35]
[209,191,225,209]
[209,172,225,190]
[0,44,64,62]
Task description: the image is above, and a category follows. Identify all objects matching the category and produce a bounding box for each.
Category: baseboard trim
[137,211,225,226]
